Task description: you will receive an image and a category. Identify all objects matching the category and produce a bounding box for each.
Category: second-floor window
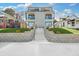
[45,14,52,19]
[45,21,52,27]
[28,14,35,19]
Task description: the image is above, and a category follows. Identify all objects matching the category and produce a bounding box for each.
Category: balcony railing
[28,7,52,12]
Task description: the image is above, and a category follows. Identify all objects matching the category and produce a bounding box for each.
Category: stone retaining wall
[0,30,35,42]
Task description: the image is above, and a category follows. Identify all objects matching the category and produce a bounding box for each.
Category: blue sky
[0,3,79,18]
[0,3,79,12]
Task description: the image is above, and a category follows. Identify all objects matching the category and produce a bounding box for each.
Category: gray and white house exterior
[25,7,54,28]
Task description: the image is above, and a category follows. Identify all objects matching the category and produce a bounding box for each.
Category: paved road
[0,28,79,56]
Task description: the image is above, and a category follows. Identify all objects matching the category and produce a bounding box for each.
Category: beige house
[60,16,76,28]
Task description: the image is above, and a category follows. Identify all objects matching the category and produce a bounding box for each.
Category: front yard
[63,27,79,34]
[0,28,32,33]
[47,27,79,34]
[46,27,79,43]
[47,28,73,34]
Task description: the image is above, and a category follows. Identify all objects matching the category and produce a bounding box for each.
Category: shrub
[0,28,32,33]
[16,30,21,33]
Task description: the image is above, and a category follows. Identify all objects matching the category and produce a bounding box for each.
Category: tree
[53,19,57,28]
[3,8,15,16]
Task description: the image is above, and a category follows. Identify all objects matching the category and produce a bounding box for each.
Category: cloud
[74,13,79,18]
[3,6,16,11]
[17,4,25,7]
[63,9,79,18]
[54,9,58,13]
[25,3,32,7]
[53,9,62,19]
[17,3,32,8]
[69,3,77,6]
[48,3,56,6]
[54,9,72,19]
[64,9,72,14]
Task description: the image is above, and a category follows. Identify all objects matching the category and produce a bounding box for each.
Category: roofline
[28,7,52,8]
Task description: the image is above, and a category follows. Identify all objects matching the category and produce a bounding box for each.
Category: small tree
[4,8,15,16]
[53,19,57,28]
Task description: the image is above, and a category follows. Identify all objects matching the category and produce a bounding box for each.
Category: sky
[0,3,79,18]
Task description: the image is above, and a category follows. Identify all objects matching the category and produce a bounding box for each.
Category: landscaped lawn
[48,28,73,34]
[63,27,79,34]
[0,28,31,33]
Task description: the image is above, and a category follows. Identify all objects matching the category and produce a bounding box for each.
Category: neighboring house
[60,16,76,28]
[0,15,6,28]
[18,11,27,28]
[72,19,79,28]
[0,11,16,28]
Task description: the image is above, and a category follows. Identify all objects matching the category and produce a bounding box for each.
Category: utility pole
[50,3,55,28]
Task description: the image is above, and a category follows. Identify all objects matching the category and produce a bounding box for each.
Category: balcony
[27,7,52,12]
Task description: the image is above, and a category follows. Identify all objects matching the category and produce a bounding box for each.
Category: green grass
[63,27,79,34]
[0,28,31,33]
[48,28,73,34]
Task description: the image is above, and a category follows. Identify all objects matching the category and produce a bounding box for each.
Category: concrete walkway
[35,28,47,42]
[0,28,79,56]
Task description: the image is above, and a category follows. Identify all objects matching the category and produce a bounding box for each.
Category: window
[28,14,35,19]
[45,22,52,27]
[45,14,52,19]
[28,22,34,27]
[72,22,75,26]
